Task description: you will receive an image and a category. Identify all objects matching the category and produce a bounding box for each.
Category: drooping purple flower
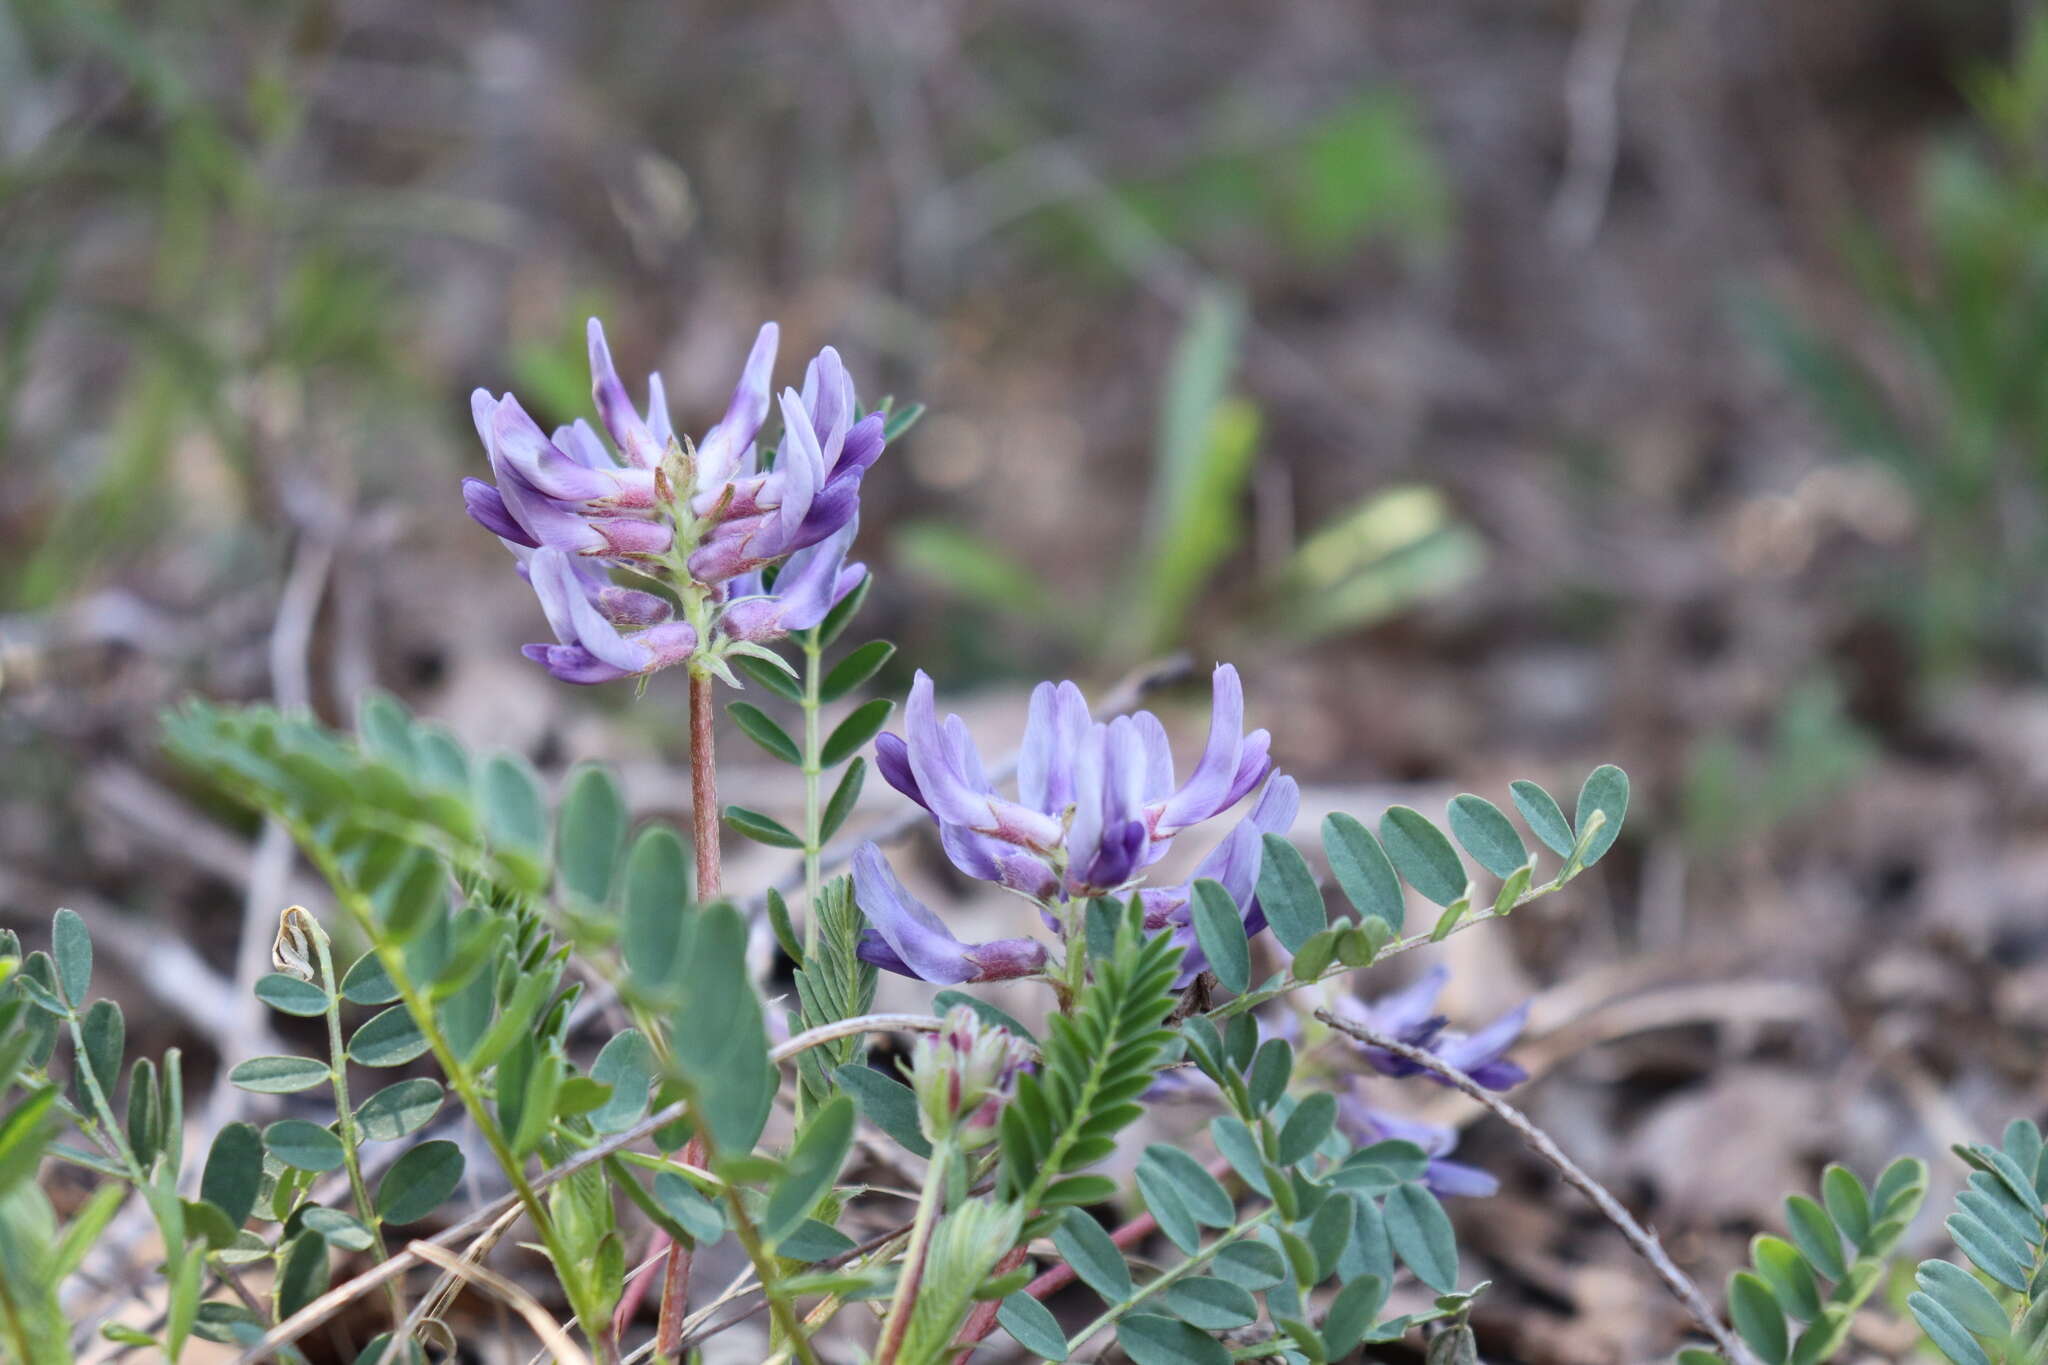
[519,549,698,685]
[856,665,1290,983]
[1338,1095,1500,1197]
[1332,966,1529,1091]
[719,518,868,643]
[877,665,1274,900]
[850,844,1049,985]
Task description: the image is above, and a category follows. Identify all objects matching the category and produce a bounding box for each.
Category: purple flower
[1332,966,1529,1091]
[463,316,890,684]
[719,519,868,643]
[519,549,698,685]
[856,664,1291,983]
[1338,1095,1500,1197]
[850,844,1048,985]
[684,344,885,584]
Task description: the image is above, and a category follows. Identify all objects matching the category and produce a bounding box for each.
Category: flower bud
[906,1005,1031,1150]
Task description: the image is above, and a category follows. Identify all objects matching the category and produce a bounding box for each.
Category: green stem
[875,1139,955,1365]
[1205,869,1582,1024]
[311,929,405,1333]
[693,1109,825,1365]
[0,1260,36,1364]
[63,1012,142,1184]
[1062,1209,1274,1356]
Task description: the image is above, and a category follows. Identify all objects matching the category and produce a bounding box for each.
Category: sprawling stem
[310,928,404,1333]
[875,1139,955,1365]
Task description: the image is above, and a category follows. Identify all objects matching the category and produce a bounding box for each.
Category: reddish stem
[689,668,721,903]
[649,673,722,1354]
[951,1245,1030,1356]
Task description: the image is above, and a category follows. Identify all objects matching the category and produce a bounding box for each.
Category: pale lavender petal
[522,643,635,685]
[494,395,623,504]
[698,322,777,487]
[553,419,613,470]
[873,733,928,811]
[463,478,535,545]
[852,843,1001,985]
[1135,712,1176,803]
[588,318,662,468]
[904,672,993,831]
[1155,664,1246,834]
[1221,729,1273,808]
[531,550,650,674]
[646,372,673,449]
[1018,682,1061,814]
[495,466,608,555]
[773,388,822,541]
[837,412,886,473]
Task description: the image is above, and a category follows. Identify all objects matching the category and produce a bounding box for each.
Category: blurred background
[7,0,2048,1358]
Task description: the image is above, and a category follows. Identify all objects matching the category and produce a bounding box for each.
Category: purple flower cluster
[850,664,1298,984]
[462,319,882,684]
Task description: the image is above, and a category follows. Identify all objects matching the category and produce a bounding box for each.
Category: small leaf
[478,751,549,855]
[1447,795,1527,879]
[1214,1241,1287,1290]
[1276,1091,1337,1165]
[764,1097,855,1246]
[998,1292,1068,1360]
[1255,834,1326,954]
[79,998,123,1094]
[1820,1164,1872,1249]
[1164,1276,1258,1329]
[1783,1196,1845,1281]
[1729,1271,1788,1365]
[1916,1260,2008,1337]
[348,1006,430,1067]
[376,1139,465,1224]
[556,764,628,904]
[836,1064,932,1159]
[51,908,90,1008]
[622,825,692,985]
[589,1030,655,1135]
[654,1171,727,1244]
[1385,1183,1459,1292]
[1210,1116,1269,1196]
[728,702,802,765]
[1116,1314,1231,1365]
[301,1207,375,1252]
[724,806,804,849]
[732,653,803,701]
[820,640,895,702]
[1379,807,1468,907]
[822,698,894,767]
[1325,1272,1389,1355]
[1323,813,1404,930]
[355,1078,445,1142]
[228,1055,331,1095]
[1510,780,1574,858]
[263,1119,346,1172]
[254,973,330,1018]
[1190,879,1250,994]
[820,758,866,842]
[1908,1291,1994,1365]
[1573,765,1629,867]
[1136,1161,1201,1255]
[201,1122,263,1228]
[1052,1207,1131,1301]
[1246,1038,1293,1114]
[275,1231,330,1320]
[340,953,400,1006]
[1753,1236,1821,1321]
[1143,1144,1234,1226]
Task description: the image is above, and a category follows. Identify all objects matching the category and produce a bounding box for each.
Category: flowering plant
[3,313,1967,1365]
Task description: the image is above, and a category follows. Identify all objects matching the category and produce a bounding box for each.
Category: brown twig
[1313,1008,1759,1365]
